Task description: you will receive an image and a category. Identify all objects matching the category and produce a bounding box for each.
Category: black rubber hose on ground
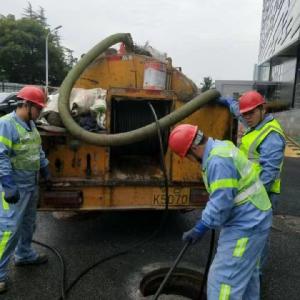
[32,239,66,300]
[58,33,220,146]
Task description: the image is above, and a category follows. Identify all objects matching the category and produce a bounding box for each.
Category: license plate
[152,187,190,206]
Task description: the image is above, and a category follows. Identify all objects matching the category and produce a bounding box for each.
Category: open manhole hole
[139,266,206,300]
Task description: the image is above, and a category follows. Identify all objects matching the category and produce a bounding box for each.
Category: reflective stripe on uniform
[1,192,9,211]
[0,231,12,259]
[210,178,239,194]
[219,283,231,300]
[0,136,12,148]
[233,237,249,257]
[240,119,285,194]
[234,181,264,205]
[238,163,253,178]
[203,141,271,210]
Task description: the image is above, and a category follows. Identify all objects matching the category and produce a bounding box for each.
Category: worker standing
[218,91,285,209]
[0,86,50,293]
[218,91,285,274]
[169,124,272,300]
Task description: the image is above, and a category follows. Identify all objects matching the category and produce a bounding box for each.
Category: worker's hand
[40,166,51,181]
[40,166,52,190]
[4,188,20,204]
[182,222,209,245]
[1,175,20,204]
[217,96,236,107]
[182,228,203,244]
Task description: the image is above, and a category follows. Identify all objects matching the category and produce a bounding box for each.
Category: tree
[22,2,48,26]
[200,77,215,92]
[0,3,76,86]
[22,2,36,20]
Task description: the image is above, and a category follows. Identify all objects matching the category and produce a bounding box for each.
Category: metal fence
[0,82,25,93]
[0,82,59,95]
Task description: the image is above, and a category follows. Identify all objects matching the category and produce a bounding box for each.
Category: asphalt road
[1,156,300,300]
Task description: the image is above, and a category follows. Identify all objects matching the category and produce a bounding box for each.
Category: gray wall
[274,109,300,136]
[215,80,253,97]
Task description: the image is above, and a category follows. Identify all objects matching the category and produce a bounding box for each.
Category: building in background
[215,80,254,98]
[255,0,300,138]
[255,0,300,109]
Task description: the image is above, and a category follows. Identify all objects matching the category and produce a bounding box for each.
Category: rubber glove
[1,175,20,204]
[40,166,52,190]
[217,96,236,107]
[40,166,51,181]
[182,221,209,245]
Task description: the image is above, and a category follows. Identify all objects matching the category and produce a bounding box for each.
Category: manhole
[139,265,206,300]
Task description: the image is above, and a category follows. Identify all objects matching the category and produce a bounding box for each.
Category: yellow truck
[39,33,234,211]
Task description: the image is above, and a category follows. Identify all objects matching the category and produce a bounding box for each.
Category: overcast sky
[2,0,263,84]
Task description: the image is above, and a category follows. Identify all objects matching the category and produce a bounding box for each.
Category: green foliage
[200,77,215,92]
[0,3,76,86]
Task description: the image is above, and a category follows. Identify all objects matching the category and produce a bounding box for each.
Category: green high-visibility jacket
[203,141,271,211]
[0,114,41,171]
[239,118,285,194]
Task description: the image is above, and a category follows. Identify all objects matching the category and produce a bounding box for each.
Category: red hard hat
[168,124,198,158]
[17,86,46,108]
[239,91,265,114]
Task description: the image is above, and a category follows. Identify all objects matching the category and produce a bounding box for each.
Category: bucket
[143,61,167,90]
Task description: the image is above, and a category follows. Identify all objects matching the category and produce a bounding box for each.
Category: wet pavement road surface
[1,156,300,300]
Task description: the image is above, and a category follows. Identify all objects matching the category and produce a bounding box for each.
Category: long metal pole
[45,25,62,95]
[45,32,50,93]
[152,241,190,300]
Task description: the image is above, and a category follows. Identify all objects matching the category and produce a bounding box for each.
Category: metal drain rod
[152,241,191,300]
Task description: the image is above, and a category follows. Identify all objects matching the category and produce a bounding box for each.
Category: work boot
[0,281,7,294]
[15,253,48,267]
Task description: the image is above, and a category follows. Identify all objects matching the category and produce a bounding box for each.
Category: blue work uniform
[200,138,272,300]
[227,99,286,275]
[228,98,285,207]
[0,111,48,282]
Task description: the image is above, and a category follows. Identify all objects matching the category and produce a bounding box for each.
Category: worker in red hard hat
[239,91,266,127]
[0,86,50,293]
[16,85,46,121]
[217,90,285,278]
[169,123,272,300]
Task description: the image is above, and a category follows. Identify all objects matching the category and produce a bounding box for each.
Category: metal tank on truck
[38,33,233,211]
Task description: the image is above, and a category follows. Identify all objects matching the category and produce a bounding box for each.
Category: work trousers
[0,187,39,281]
[260,193,278,275]
[207,228,269,300]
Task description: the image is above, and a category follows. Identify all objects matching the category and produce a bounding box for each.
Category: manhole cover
[138,264,206,300]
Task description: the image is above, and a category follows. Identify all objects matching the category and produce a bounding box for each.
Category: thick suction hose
[58,33,220,146]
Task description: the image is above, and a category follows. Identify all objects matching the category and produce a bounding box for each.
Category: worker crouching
[0,86,50,293]
[168,124,272,300]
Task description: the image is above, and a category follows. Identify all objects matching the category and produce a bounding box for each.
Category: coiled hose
[58,33,220,146]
